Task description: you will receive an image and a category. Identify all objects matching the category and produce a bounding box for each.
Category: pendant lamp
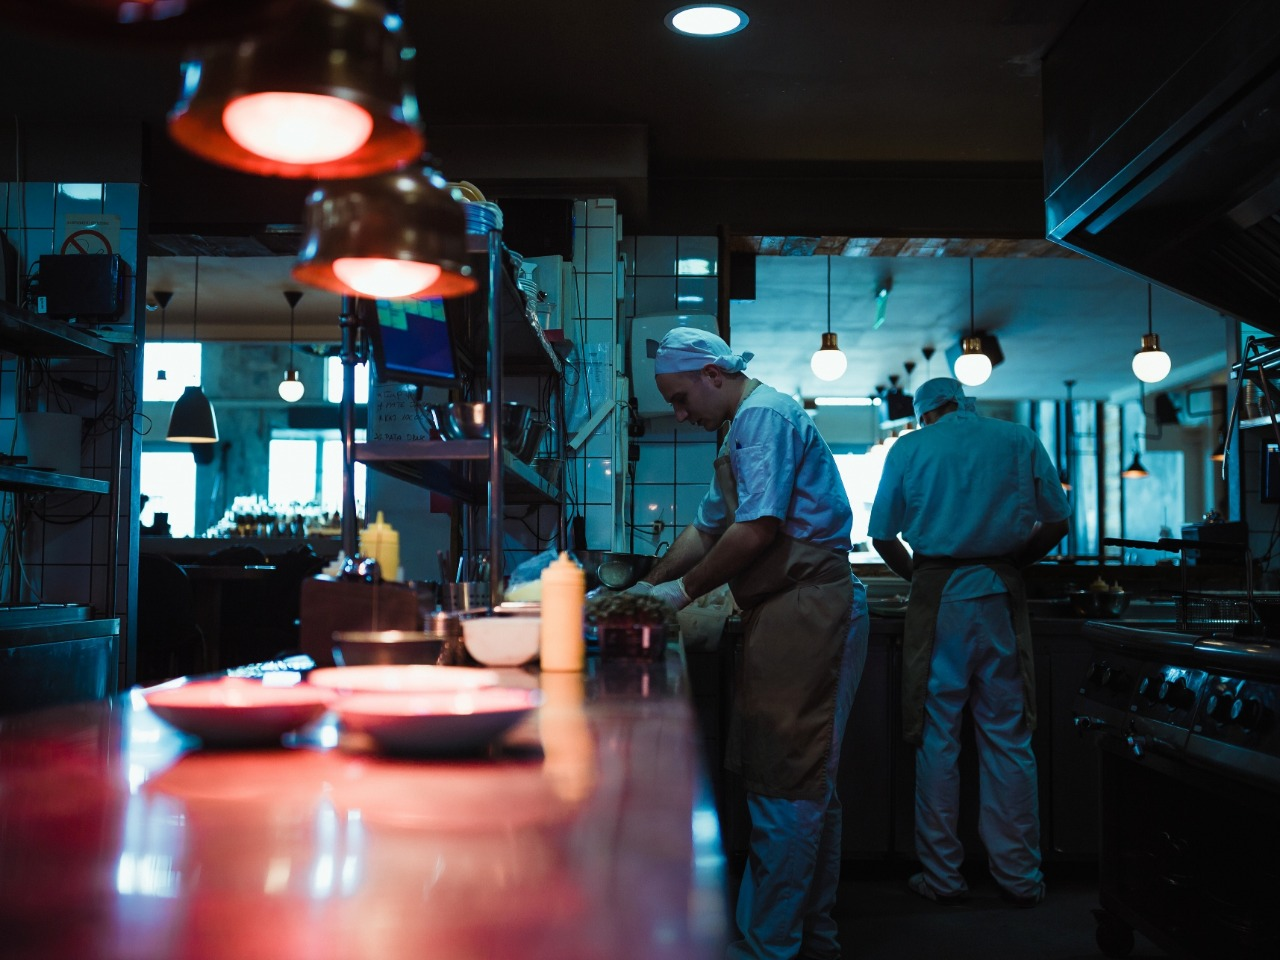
[1060,379,1075,492]
[1121,434,1149,479]
[953,259,992,387]
[293,162,477,299]
[810,256,847,381]
[1211,428,1227,463]
[167,0,424,179]
[1131,284,1172,383]
[279,290,306,402]
[153,290,172,381]
[166,258,219,443]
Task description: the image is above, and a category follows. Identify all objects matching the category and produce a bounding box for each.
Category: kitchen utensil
[440,401,534,456]
[513,418,549,463]
[332,630,447,667]
[144,677,335,746]
[596,552,658,591]
[461,613,542,666]
[332,687,541,755]
[441,580,489,611]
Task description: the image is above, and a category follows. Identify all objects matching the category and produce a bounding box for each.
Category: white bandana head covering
[913,377,976,419]
[653,327,753,375]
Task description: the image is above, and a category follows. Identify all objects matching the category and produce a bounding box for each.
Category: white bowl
[461,614,541,666]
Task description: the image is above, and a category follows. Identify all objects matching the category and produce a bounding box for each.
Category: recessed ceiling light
[665,5,749,38]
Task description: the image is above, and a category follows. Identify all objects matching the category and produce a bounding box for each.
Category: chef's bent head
[913,377,974,425]
[653,327,754,431]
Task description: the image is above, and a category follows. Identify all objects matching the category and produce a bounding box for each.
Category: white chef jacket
[867,407,1070,599]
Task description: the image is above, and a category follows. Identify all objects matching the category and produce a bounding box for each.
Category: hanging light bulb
[279,290,306,402]
[167,0,424,179]
[293,162,477,299]
[1132,284,1171,383]
[810,256,847,381]
[953,259,992,387]
[152,290,172,381]
[167,257,219,443]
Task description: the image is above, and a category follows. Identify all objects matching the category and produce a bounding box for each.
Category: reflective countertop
[0,650,727,959]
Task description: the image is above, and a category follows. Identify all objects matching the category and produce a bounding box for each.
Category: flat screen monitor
[367,296,463,389]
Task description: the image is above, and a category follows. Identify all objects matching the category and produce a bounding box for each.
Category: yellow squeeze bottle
[539,552,585,672]
[360,511,401,581]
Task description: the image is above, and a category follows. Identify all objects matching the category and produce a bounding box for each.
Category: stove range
[1076,620,1280,958]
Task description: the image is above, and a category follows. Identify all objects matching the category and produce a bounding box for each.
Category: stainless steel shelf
[0,465,110,496]
[0,302,117,359]
[355,442,562,505]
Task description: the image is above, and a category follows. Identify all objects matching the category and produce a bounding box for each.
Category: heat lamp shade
[166,386,219,443]
[292,166,477,300]
[953,350,992,387]
[167,0,423,179]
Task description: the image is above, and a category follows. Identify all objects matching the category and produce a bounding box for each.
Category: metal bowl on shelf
[441,402,534,456]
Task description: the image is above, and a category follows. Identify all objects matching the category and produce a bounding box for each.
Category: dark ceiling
[5,0,1239,404]
[0,0,1087,237]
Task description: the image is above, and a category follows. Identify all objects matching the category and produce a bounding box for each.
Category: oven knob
[1087,661,1106,684]
[1230,696,1264,729]
[1158,677,1194,710]
[1138,676,1157,701]
[1101,665,1128,691]
[1207,692,1236,722]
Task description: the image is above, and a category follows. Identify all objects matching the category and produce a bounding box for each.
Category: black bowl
[332,631,446,667]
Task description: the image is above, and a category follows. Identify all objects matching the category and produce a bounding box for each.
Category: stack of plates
[464,200,503,234]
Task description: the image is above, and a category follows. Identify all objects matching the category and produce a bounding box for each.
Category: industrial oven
[1075,613,1280,958]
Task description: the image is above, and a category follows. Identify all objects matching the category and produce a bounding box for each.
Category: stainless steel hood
[1043,0,1280,329]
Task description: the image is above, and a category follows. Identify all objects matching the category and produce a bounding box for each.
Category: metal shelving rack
[0,301,121,609]
[352,229,568,608]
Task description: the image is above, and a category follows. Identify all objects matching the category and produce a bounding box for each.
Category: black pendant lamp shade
[167,0,424,180]
[292,163,477,299]
[1121,441,1149,479]
[153,289,172,381]
[167,385,220,443]
[279,290,305,402]
[166,259,218,443]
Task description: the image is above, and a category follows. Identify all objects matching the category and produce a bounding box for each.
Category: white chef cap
[913,377,976,419]
[653,327,753,375]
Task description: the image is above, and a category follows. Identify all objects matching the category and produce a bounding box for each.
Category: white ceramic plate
[306,664,502,694]
[333,688,542,754]
[144,677,335,746]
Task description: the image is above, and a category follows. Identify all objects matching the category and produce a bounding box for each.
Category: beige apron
[717,381,853,801]
[900,555,1035,745]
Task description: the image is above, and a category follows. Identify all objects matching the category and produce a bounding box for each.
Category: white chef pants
[727,593,868,960]
[914,594,1042,899]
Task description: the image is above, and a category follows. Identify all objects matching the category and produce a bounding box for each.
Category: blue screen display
[373,297,460,387]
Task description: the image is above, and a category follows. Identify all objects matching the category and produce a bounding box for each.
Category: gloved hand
[624,581,654,596]
[649,577,693,611]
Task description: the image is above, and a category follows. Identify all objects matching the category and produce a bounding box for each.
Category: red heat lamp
[167,0,424,179]
[292,164,477,300]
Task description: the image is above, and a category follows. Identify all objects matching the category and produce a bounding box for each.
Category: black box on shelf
[37,254,126,319]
